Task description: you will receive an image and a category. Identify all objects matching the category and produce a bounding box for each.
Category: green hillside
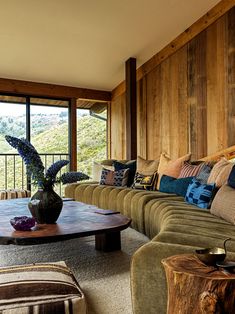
[0,113,106,189]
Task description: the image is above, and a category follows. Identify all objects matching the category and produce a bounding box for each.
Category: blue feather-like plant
[5,135,89,189]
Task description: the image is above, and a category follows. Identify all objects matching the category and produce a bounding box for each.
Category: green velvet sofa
[64,181,235,314]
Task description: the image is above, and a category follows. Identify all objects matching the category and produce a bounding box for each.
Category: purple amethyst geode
[10,216,36,231]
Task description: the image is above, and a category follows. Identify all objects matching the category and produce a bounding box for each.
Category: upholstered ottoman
[0,261,86,313]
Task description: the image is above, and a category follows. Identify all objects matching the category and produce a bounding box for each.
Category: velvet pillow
[100,168,129,187]
[113,160,136,187]
[137,156,159,176]
[185,178,215,209]
[132,172,158,191]
[210,184,235,224]
[159,175,194,197]
[228,164,235,188]
[207,158,234,187]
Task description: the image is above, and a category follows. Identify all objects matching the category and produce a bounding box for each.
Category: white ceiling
[0,0,221,91]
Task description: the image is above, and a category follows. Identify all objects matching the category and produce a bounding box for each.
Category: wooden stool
[162,254,235,314]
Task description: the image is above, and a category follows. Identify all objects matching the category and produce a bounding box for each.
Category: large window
[0,95,108,194]
[0,95,69,194]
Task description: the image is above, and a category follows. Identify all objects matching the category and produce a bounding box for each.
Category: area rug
[0,227,149,314]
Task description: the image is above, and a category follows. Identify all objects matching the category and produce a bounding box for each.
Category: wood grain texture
[0,77,111,101]
[162,254,235,314]
[206,15,228,154]
[227,7,235,147]
[0,198,131,246]
[188,31,207,160]
[112,0,235,99]
[110,93,126,159]
[110,6,235,161]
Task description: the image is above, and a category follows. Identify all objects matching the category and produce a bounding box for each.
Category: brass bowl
[195,238,231,266]
[195,248,226,266]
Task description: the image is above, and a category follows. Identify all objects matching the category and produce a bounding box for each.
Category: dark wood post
[69,98,77,171]
[125,57,137,160]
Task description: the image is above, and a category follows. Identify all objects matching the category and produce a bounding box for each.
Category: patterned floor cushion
[0,189,31,200]
[0,261,86,314]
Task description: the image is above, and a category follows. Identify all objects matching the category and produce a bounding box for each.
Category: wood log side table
[162,254,235,314]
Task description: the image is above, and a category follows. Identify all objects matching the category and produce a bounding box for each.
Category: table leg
[95,231,121,252]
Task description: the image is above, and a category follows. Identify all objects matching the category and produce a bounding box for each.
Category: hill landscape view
[0,109,107,193]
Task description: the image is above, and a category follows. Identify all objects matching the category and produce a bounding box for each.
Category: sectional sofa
[64,152,235,314]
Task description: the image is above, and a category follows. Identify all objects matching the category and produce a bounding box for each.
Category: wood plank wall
[110,6,235,161]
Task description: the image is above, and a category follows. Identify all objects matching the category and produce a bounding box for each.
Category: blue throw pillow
[185,178,215,209]
[159,175,194,197]
[113,160,136,187]
[228,164,235,188]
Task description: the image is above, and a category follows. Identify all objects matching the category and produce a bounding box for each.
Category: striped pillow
[0,261,86,314]
[178,162,204,178]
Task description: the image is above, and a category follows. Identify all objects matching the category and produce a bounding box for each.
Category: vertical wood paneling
[227,7,235,147]
[146,66,162,159]
[187,31,207,160]
[110,6,235,161]
[137,78,147,159]
[110,93,126,159]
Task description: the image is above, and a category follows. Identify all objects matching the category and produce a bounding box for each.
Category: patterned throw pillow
[178,162,204,178]
[196,163,213,184]
[159,175,194,197]
[185,178,215,209]
[132,172,158,190]
[113,160,136,187]
[100,168,129,187]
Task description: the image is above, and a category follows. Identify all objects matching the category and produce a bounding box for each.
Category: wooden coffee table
[0,198,131,252]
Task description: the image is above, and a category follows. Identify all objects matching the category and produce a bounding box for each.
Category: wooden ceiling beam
[112,0,235,99]
[0,77,111,101]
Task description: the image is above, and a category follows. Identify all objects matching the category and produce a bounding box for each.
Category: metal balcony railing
[0,153,70,196]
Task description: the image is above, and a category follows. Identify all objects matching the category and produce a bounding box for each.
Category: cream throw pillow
[207,158,234,187]
[210,184,235,224]
[137,156,159,176]
[92,162,114,181]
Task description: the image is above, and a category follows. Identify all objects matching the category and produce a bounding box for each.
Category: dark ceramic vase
[28,187,63,224]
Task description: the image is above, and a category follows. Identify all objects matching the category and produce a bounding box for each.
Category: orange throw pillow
[158,153,191,178]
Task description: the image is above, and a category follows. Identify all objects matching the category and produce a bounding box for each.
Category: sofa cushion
[113,160,136,187]
[100,168,129,187]
[196,163,213,184]
[132,172,158,191]
[178,162,204,178]
[185,178,215,209]
[158,153,191,178]
[0,261,86,314]
[92,162,114,181]
[207,158,234,187]
[228,164,235,188]
[136,156,159,176]
[159,175,194,197]
[210,184,235,225]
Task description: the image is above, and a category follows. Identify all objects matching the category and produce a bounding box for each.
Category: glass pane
[30,101,69,196]
[77,107,107,177]
[30,104,69,154]
[0,96,27,189]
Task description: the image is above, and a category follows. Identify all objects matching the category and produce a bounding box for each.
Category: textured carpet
[0,227,149,314]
